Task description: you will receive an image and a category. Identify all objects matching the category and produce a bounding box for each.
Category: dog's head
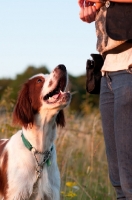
[13,65,71,128]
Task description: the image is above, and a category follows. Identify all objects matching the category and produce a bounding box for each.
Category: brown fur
[0,140,9,197]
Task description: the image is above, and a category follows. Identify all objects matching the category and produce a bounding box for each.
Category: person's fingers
[85,0,94,6]
[78,0,84,7]
[84,7,89,22]
[89,5,96,22]
[84,6,96,23]
[91,4,96,17]
[79,7,85,21]
[78,0,95,8]
[79,5,96,23]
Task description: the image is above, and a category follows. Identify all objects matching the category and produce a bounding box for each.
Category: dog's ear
[56,110,65,127]
[13,83,34,128]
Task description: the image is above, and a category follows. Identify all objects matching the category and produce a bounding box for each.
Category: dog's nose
[57,64,66,71]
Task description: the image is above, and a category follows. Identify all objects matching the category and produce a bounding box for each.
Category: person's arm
[79,5,97,23]
[78,0,132,23]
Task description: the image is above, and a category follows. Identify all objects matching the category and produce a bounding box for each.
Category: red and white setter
[0,65,71,200]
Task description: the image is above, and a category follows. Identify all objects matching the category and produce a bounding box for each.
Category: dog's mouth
[43,78,68,104]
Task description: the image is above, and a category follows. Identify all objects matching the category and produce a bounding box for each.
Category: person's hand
[78,0,104,23]
[79,5,96,23]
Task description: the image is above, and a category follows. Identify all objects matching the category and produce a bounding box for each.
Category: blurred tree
[0,79,13,100]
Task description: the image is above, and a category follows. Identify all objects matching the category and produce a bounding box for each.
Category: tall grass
[0,88,116,199]
[56,111,116,200]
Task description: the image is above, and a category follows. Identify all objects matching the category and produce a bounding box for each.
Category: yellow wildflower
[66,191,77,197]
[66,182,77,187]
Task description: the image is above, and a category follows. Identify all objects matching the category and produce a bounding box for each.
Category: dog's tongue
[52,93,61,99]
[48,92,61,103]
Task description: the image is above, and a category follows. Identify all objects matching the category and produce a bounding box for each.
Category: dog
[0,65,71,200]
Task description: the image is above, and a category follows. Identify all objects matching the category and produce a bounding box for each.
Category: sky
[0,0,97,79]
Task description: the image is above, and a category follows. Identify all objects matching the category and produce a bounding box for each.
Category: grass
[0,89,116,199]
[56,111,116,200]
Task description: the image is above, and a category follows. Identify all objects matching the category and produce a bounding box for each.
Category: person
[78,1,132,199]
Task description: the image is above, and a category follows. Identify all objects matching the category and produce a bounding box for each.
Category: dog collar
[21,133,53,167]
[21,132,33,151]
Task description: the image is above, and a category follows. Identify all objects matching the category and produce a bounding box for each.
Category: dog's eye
[37,78,42,83]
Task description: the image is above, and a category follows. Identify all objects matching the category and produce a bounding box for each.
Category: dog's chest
[4,132,60,200]
[6,141,49,199]
[6,145,58,199]
[7,161,51,199]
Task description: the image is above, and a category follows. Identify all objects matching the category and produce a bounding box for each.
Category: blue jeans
[100,70,132,200]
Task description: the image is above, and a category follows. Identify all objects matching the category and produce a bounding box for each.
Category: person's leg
[100,75,125,199]
[113,70,132,200]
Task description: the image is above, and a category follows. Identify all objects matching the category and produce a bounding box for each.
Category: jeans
[100,70,132,200]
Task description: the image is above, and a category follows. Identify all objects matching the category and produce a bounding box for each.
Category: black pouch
[106,2,132,40]
[86,54,104,94]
